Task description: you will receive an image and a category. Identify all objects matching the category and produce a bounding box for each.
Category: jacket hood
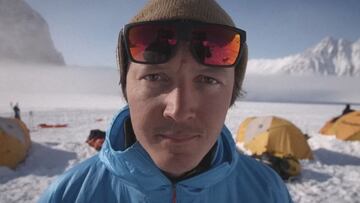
[99,106,238,192]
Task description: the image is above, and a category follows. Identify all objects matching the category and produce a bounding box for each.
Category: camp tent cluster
[236,109,360,180]
[0,117,31,169]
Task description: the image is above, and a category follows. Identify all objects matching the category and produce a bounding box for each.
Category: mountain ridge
[247,37,360,77]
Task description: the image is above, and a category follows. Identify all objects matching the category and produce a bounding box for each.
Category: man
[39,0,292,202]
[12,102,21,120]
[342,104,354,115]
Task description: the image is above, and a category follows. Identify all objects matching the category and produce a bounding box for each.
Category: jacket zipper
[172,184,176,203]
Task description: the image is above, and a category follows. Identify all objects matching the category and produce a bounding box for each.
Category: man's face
[126,43,234,177]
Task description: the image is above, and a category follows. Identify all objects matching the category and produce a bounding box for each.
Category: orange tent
[0,117,31,169]
[333,111,360,141]
[319,118,337,135]
[236,116,313,160]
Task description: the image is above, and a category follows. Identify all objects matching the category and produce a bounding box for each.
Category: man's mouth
[159,134,200,143]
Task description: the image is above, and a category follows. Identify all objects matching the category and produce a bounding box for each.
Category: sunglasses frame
[121,19,247,68]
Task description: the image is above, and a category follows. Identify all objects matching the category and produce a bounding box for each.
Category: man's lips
[159,134,199,143]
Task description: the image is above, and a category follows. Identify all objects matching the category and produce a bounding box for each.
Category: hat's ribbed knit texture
[131,0,235,26]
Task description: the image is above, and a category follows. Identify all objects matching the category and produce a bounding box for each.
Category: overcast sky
[25,0,360,67]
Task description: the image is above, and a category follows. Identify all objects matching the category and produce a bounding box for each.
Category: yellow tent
[236,116,313,160]
[333,111,360,141]
[319,118,338,135]
[0,117,31,169]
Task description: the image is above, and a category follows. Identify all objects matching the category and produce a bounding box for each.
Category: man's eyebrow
[140,64,232,73]
[197,66,231,74]
[142,64,168,71]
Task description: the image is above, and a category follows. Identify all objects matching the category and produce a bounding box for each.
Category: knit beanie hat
[130,0,234,26]
[117,0,248,105]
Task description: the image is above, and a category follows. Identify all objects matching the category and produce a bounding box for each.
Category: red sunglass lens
[191,25,241,66]
[127,24,177,63]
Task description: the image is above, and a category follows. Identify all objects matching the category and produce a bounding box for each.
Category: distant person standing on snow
[11,102,21,120]
[342,104,354,115]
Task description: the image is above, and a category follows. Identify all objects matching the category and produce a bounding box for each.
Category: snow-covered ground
[1,63,360,203]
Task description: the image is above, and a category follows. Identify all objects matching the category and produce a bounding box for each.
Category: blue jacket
[39,107,292,203]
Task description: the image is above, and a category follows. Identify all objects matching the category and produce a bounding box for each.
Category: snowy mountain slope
[0,0,64,65]
[247,37,360,76]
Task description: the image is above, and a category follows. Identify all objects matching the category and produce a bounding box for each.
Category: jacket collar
[99,106,238,192]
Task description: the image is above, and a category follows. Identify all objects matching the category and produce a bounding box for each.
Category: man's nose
[163,86,197,122]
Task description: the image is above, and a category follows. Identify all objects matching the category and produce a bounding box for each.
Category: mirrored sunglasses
[122,19,246,67]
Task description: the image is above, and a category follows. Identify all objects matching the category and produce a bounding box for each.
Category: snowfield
[1,63,360,203]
